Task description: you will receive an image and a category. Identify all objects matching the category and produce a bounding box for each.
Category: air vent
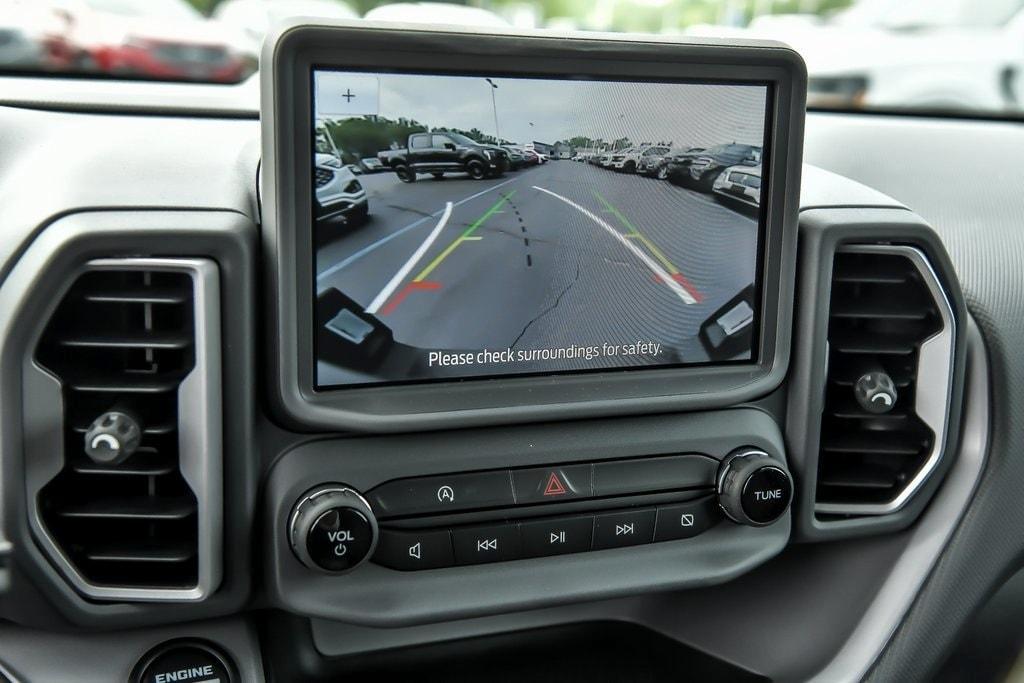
[815,245,955,516]
[31,259,221,600]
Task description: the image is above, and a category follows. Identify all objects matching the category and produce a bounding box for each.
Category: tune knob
[717,449,793,527]
[289,486,378,573]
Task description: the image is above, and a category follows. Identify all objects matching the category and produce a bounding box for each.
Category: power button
[289,486,378,573]
[305,507,373,571]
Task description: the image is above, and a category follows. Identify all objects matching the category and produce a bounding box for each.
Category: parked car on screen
[502,146,527,170]
[638,147,689,179]
[612,145,671,173]
[359,157,385,173]
[314,153,368,225]
[667,143,761,191]
[606,147,634,170]
[519,148,541,166]
[712,164,762,211]
[378,131,510,182]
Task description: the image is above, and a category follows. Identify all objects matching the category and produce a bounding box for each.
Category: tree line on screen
[321,115,663,163]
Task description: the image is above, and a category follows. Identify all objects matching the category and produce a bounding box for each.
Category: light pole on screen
[485,78,500,143]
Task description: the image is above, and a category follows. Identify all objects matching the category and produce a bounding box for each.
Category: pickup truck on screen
[378,131,511,182]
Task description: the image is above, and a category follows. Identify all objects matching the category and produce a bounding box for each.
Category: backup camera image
[312,69,769,388]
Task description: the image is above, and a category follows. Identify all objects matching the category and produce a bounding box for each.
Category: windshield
[702,144,758,164]
[3,0,1024,118]
[442,132,481,146]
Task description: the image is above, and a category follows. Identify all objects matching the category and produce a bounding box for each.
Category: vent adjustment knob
[289,486,378,573]
[83,410,142,465]
[717,449,793,527]
[854,370,898,414]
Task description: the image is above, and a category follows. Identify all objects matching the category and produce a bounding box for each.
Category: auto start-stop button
[131,639,236,683]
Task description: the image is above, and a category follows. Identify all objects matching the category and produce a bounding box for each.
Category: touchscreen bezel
[263,21,806,432]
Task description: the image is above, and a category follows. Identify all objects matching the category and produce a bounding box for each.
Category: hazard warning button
[512,464,592,504]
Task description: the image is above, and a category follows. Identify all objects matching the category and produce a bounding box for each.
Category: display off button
[654,496,721,541]
[512,464,592,504]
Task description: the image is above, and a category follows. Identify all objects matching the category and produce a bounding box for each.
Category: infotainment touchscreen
[311,69,771,389]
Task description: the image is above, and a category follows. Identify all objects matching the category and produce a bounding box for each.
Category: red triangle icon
[543,472,567,496]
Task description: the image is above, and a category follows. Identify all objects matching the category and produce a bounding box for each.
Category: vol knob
[289,486,378,573]
[717,449,793,527]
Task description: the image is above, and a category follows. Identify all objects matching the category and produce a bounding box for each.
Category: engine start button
[132,639,235,683]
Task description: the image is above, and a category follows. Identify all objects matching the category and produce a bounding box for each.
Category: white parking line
[365,201,453,315]
[531,185,697,305]
[316,175,521,283]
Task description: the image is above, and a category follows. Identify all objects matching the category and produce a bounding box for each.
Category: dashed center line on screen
[531,185,700,305]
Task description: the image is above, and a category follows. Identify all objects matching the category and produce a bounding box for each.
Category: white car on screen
[612,145,671,173]
[712,164,762,210]
[315,153,368,225]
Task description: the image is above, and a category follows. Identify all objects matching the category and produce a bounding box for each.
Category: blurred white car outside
[688,0,1024,113]
[364,3,509,27]
[214,0,359,51]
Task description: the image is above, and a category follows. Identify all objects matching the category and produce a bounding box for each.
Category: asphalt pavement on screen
[315,161,757,383]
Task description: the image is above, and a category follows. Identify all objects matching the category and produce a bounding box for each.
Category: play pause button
[521,515,594,557]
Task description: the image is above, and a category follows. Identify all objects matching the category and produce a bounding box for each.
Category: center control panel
[287,448,793,575]
[262,410,794,623]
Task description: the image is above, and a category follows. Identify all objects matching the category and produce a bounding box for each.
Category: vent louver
[816,246,953,516]
[33,265,209,593]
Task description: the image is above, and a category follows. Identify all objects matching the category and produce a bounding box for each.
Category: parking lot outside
[315,159,759,386]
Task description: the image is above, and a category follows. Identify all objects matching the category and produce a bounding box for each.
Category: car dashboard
[0,23,1020,683]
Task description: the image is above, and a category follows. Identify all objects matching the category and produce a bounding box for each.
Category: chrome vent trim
[815,245,955,516]
[30,258,222,602]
